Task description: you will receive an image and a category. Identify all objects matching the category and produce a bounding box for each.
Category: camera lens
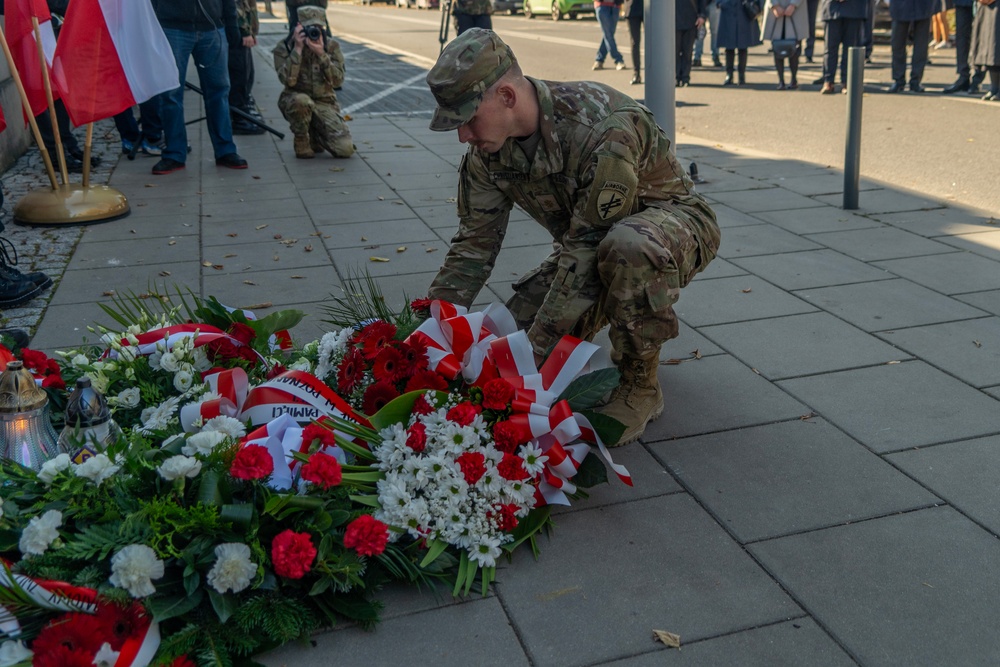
[304,25,323,41]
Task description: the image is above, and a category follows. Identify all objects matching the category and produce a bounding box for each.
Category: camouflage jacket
[272,37,345,105]
[236,0,259,37]
[453,0,494,15]
[428,77,720,356]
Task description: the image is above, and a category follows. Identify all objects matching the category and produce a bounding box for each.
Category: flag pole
[31,16,68,186]
[82,123,93,188]
[0,25,59,190]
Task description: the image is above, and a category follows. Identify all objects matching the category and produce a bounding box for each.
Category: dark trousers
[229,44,255,112]
[804,0,820,58]
[890,18,930,84]
[36,100,79,155]
[823,18,864,84]
[628,16,643,72]
[676,28,697,82]
[862,0,875,56]
[455,13,492,35]
[113,97,163,144]
[955,5,973,78]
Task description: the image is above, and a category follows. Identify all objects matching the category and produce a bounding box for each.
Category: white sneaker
[593,61,604,70]
[933,40,948,49]
[615,61,626,70]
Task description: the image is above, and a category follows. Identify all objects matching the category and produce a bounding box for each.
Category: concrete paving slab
[871,208,1000,238]
[498,495,799,667]
[777,361,1000,453]
[794,278,988,332]
[281,165,385,188]
[382,171,458,191]
[309,198,416,225]
[203,264,341,310]
[318,218,439,249]
[79,214,200,242]
[985,386,1000,400]
[874,251,1000,295]
[493,244,556,281]
[875,318,1000,387]
[700,312,908,380]
[954,288,1000,316]
[936,228,1000,262]
[202,241,331,277]
[258,597,528,667]
[414,203,461,229]
[804,225,958,261]
[644,355,810,441]
[601,619,855,667]
[649,419,939,543]
[203,196,308,223]
[715,224,824,259]
[393,185,457,208]
[749,507,1000,667]
[710,203,768,228]
[730,249,894,290]
[329,240,450,278]
[47,261,203,307]
[674,276,817,327]
[751,207,880,235]
[503,218,559,248]
[708,187,823,213]
[66,236,200,271]
[691,257,748,280]
[203,216,319,248]
[690,165,767,193]
[360,153,456,175]
[350,271,440,312]
[297,183,399,207]
[887,435,1000,536]
[197,182,295,204]
[814,188,946,214]
[757,171,882,197]
[29,302,123,353]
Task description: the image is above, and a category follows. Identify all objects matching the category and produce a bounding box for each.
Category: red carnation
[482,378,515,411]
[20,348,47,372]
[456,451,487,485]
[490,503,520,532]
[355,321,397,360]
[447,402,480,427]
[412,394,436,415]
[405,422,427,453]
[271,529,317,579]
[498,452,530,481]
[410,297,433,314]
[399,339,429,374]
[41,374,66,391]
[337,347,366,395]
[31,613,109,659]
[362,381,399,415]
[302,422,337,449]
[300,452,343,489]
[231,444,274,480]
[372,346,405,383]
[404,370,448,392]
[492,420,526,454]
[343,514,390,557]
[227,322,257,345]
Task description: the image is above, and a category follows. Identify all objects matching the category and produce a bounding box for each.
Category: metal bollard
[843,47,865,210]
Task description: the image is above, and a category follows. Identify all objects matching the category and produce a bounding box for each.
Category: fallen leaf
[886,360,901,365]
[425,247,438,253]
[245,302,272,309]
[663,350,702,365]
[304,245,313,252]
[343,114,352,121]
[652,629,680,648]
[360,236,368,242]
[751,367,761,374]
[290,275,304,279]
[273,254,280,261]
[397,246,407,253]
[329,166,344,172]
[212,264,223,270]
[256,224,268,230]
[227,233,238,237]
[144,183,157,188]
[243,280,256,285]
[973,340,982,348]
[102,290,116,297]
[446,197,457,203]
[130,229,137,234]
[370,256,390,263]
[741,288,752,293]
[800,411,818,421]
[137,203,147,207]
[159,271,171,277]
[378,196,385,201]
[281,239,298,246]
[392,201,404,205]
[274,234,283,239]
[202,260,213,267]
[394,144,415,148]
[168,240,177,246]
[224,253,237,258]
[252,175,261,180]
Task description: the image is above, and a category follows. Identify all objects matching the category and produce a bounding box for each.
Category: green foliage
[320,269,423,337]
[58,520,152,560]
[572,452,609,489]
[577,408,627,449]
[556,367,620,411]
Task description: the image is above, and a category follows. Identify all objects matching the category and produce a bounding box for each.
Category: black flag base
[13,183,130,227]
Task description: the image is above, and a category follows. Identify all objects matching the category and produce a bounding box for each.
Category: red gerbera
[354,321,397,360]
[337,347,365,395]
[447,402,481,427]
[343,515,390,557]
[271,529,317,579]
[456,451,487,485]
[362,381,400,415]
[410,297,433,314]
[98,601,148,650]
[482,378,515,411]
[498,452,530,481]
[31,613,109,658]
[399,339,429,374]
[372,346,405,383]
[404,369,449,393]
[33,646,96,667]
[230,444,274,480]
[300,451,343,489]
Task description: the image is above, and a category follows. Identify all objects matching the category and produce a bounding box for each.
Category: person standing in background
[230,0,265,135]
[453,0,493,34]
[593,0,626,70]
[818,0,868,93]
[944,0,986,92]
[677,0,708,86]
[717,0,761,85]
[693,0,724,67]
[803,0,820,61]
[623,0,644,84]
[970,0,1000,99]
[887,0,935,92]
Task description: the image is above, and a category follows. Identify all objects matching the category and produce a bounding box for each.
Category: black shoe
[216,153,248,169]
[693,58,703,67]
[67,147,100,167]
[723,74,734,86]
[942,77,971,94]
[712,57,723,67]
[738,73,746,86]
[887,81,905,93]
[909,82,925,93]
[805,55,814,63]
[0,274,44,309]
[64,155,84,173]
[232,118,266,135]
[152,157,185,175]
[968,82,981,95]
[776,81,787,90]
[0,238,52,291]
[631,72,642,85]
[813,75,826,85]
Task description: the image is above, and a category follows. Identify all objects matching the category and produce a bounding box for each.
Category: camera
[303,25,324,42]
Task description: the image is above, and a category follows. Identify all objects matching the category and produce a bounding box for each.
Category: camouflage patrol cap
[297,6,326,26]
[426,28,516,132]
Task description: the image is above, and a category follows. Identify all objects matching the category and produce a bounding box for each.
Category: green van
[523,0,595,21]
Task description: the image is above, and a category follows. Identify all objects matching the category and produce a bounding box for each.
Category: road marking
[343,71,429,114]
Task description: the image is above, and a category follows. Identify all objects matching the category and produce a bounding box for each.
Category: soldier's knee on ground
[329,135,355,158]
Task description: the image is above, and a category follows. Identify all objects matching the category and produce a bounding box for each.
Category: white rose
[206,543,257,594]
[159,352,179,372]
[74,453,121,487]
[173,370,194,393]
[148,351,162,370]
[0,640,33,666]
[109,544,164,598]
[157,455,202,481]
[181,430,226,457]
[116,387,141,409]
[70,354,89,368]
[18,509,62,556]
[38,453,72,485]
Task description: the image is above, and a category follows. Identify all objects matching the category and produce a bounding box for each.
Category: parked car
[361,0,394,5]
[523,0,594,21]
[492,0,521,13]
[396,0,439,7]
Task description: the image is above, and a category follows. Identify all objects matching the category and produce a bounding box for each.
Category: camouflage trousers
[506,203,715,360]
[278,92,354,157]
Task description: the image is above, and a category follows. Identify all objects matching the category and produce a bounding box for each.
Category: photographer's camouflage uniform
[272,6,353,158]
[426,29,721,445]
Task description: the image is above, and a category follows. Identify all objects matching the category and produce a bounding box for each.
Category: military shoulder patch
[586,153,638,225]
[596,181,629,220]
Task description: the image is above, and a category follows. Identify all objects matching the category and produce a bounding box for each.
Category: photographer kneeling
[272,6,354,159]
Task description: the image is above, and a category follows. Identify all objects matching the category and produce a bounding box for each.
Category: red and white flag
[51,0,179,127]
[4,0,59,120]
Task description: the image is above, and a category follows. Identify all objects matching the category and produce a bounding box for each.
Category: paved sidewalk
[17,16,1000,667]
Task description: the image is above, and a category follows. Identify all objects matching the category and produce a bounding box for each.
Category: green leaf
[366,389,445,429]
[505,506,552,553]
[348,494,381,508]
[183,570,201,597]
[148,590,204,622]
[418,539,449,568]
[340,471,382,483]
[220,503,255,529]
[572,452,609,488]
[208,589,239,624]
[197,469,223,506]
[247,310,305,339]
[556,367,620,411]
[578,409,627,449]
[308,577,332,596]
[327,509,351,527]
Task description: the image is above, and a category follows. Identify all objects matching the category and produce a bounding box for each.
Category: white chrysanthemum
[182,430,227,457]
[74,453,121,486]
[202,416,246,439]
[206,543,257,594]
[70,353,89,368]
[475,463,504,495]
[93,643,119,667]
[138,396,181,434]
[18,509,62,556]
[157,455,202,481]
[38,453,72,485]
[173,369,194,393]
[314,328,353,379]
[114,387,141,409]
[109,544,164,598]
[0,640,32,666]
[159,351,179,372]
[518,443,548,477]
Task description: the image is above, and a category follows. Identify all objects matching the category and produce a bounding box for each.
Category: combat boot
[0,273,44,309]
[293,134,314,159]
[597,354,664,446]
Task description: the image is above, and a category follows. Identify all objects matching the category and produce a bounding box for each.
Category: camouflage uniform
[286,0,328,30]
[453,0,493,34]
[272,7,354,158]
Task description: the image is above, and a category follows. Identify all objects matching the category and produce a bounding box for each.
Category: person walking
[887,0,936,92]
[623,0,644,84]
[763,0,809,88]
[819,0,868,93]
[678,0,709,86]
[453,0,493,35]
[970,0,1000,99]
[717,0,762,85]
[593,0,627,70]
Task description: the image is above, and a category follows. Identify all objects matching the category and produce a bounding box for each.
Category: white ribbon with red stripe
[238,414,345,491]
[405,301,518,385]
[238,369,369,429]
[179,367,250,432]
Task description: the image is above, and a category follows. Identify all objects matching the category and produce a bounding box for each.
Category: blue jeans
[595,5,624,64]
[694,1,721,59]
[113,97,162,144]
[161,27,237,163]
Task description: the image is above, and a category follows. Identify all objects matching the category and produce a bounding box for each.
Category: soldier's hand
[293,24,306,52]
[305,37,326,56]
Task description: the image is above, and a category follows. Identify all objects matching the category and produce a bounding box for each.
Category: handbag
[771,16,798,57]
[742,0,763,20]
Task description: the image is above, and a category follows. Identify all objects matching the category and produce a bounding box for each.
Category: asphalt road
[323,1,999,216]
